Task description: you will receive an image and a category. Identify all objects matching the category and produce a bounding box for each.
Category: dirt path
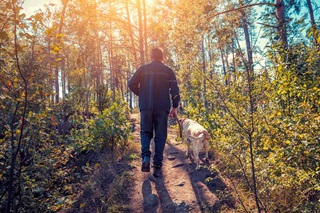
[128,114,235,213]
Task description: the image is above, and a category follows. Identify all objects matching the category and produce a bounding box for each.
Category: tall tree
[275,0,288,47]
[55,0,69,103]
[306,0,319,46]
[143,0,148,60]
[137,0,145,65]
[239,0,254,75]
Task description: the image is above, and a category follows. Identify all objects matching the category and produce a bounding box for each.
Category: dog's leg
[204,140,209,162]
[185,138,191,158]
[195,149,200,170]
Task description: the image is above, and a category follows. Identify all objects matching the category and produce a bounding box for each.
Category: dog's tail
[188,133,206,141]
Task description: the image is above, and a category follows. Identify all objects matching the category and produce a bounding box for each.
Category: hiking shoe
[141,156,150,172]
[153,165,162,177]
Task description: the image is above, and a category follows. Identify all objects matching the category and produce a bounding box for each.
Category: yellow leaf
[7,80,12,88]
[16,129,21,135]
[95,163,100,168]
[80,203,86,208]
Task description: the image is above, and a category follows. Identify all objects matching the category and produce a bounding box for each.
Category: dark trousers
[140,110,168,167]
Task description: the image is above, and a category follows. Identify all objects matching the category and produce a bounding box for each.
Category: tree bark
[219,47,227,86]
[83,56,89,115]
[275,0,288,47]
[6,2,28,211]
[54,66,59,103]
[232,38,237,83]
[62,57,66,100]
[108,3,115,102]
[201,35,208,109]
[137,0,145,65]
[125,0,138,111]
[306,0,319,46]
[143,0,148,61]
[240,9,254,74]
[126,0,138,67]
[55,0,69,103]
[48,39,54,106]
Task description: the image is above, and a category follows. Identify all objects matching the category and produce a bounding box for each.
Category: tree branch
[210,2,275,18]
[256,22,278,28]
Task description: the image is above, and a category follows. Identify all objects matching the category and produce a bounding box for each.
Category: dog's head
[179,118,187,127]
[179,119,183,126]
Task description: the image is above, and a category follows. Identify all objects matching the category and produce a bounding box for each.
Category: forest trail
[128,113,235,213]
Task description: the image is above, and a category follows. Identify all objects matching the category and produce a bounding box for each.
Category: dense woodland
[0,0,319,212]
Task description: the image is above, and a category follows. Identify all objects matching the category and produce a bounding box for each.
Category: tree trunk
[240,9,254,74]
[225,47,230,87]
[143,0,148,62]
[306,0,318,46]
[55,0,69,103]
[48,39,54,106]
[232,38,237,83]
[62,58,66,100]
[137,0,145,65]
[55,64,59,103]
[127,0,139,111]
[201,35,208,109]
[67,61,71,94]
[126,0,138,67]
[83,60,89,115]
[275,0,288,47]
[220,47,227,85]
[6,4,28,211]
[96,46,101,112]
[108,6,115,102]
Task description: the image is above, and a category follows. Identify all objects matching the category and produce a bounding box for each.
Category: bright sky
[22,0,61,17]
[22,0,155,17]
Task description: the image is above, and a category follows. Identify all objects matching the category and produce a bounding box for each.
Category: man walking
[129,47,180,177]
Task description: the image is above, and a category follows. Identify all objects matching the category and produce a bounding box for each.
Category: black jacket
[128,61,180,112]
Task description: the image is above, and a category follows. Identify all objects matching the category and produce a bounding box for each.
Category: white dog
[179,118,209,170]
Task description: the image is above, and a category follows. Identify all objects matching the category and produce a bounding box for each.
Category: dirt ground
[128,113,235,213]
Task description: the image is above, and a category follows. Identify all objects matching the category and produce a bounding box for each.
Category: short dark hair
[150,47,164,61]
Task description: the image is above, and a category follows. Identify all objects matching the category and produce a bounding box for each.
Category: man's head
[150,47,164,62]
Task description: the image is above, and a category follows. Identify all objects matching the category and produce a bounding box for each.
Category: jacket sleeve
[168,69,180,108]
[128,66,142,96]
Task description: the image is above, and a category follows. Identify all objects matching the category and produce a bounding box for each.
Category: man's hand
[169,107,178,118]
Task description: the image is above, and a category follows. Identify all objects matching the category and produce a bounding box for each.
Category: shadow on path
[152,176,176,213]
[142,179,159,213]
[129,114,235,213]
[165,138,235,212]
